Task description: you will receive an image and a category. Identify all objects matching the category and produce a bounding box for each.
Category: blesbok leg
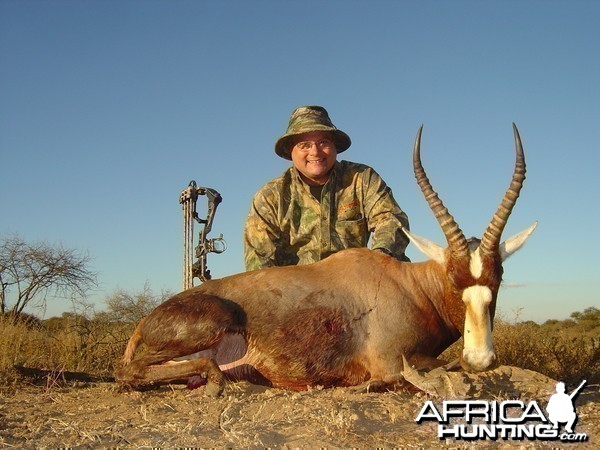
[115,294,247,395]
[115,353,225,396]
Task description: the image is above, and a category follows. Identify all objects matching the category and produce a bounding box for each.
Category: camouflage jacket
[244,160,410,271]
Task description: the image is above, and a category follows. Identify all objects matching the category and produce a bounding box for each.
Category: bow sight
[179,181,226,289]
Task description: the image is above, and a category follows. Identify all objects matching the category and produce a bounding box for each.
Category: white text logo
[415,380,588,442]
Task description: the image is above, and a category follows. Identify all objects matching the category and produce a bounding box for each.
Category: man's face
[290,131,338,186]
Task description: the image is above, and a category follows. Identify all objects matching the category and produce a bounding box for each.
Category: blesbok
[115,125,537,395]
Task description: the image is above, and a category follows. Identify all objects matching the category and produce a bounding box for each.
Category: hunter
[244,105,410,271]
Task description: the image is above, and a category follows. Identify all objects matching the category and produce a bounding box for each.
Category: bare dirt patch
[0,366,598,448]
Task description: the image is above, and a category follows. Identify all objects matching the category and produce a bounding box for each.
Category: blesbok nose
[461,348,498,372]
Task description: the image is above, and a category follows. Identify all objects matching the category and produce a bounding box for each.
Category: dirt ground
[0,366,598,449]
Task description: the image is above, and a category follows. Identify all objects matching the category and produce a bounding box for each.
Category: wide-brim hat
[275,105,352,160]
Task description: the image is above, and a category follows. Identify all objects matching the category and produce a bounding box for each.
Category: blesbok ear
[499,221,538,261]
[404,229,446,265]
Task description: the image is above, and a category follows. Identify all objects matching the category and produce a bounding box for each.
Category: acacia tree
[102,282,171,324]
[0,234,97,316]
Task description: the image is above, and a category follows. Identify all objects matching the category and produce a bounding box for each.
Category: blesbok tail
[122,317,147,364]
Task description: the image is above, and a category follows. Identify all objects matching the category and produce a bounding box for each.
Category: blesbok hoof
[186,371,224,397]
[203,369,225,397]
[204,379,225,397]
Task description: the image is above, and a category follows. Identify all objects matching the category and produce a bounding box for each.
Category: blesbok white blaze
[462,285,494,371]
[115,124,537,395]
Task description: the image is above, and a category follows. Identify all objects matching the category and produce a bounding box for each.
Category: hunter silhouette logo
[415,380,589,442]
[546,380,586,434]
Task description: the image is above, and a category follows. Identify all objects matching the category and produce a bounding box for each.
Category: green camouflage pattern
[275,105,351,160]
[244,160,410,271]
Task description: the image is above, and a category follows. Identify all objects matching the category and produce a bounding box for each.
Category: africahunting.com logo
[416,380,588,442]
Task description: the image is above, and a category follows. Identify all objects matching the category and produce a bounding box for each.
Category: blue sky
[1,0,598,323]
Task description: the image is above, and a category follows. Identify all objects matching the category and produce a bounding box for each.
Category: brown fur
[114,250,481,394]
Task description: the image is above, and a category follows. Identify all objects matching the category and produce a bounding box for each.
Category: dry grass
[0,314,132,382]
[1,310,599,385]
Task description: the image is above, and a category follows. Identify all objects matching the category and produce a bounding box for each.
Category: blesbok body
[115,125,537,395]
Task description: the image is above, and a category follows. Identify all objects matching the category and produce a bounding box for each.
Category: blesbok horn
[413,125,469,257]
[479,123,526,256]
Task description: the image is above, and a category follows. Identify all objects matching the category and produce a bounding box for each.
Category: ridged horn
[413,125,469,257]
[479,123,526,256]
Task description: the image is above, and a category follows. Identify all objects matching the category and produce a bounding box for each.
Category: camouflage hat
[275,105,352,160]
